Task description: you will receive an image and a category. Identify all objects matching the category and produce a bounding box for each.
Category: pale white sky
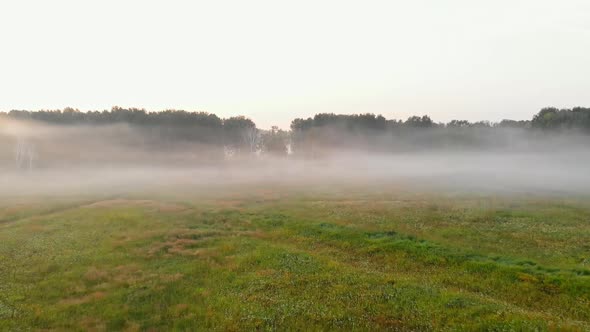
[0,0,589,129]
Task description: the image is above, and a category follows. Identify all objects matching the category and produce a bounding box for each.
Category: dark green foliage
[532,107,590,131]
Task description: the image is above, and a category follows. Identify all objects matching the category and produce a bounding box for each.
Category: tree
[447,120,470,128]
[243,126,260,154]
[405,115,434,128]
[532,107,559,129]
[261,126,288,156]
[223,116,257,157]
[532,107,590,131]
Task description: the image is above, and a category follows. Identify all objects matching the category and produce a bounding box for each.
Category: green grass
[1,185,590,331]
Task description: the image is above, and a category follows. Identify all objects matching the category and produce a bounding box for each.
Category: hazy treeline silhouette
[291,107,590,132]
[531,107,590,130]
[5,107,234,145]
[0,107,290,168]
[290,107,590,153]
[0,106,589,168]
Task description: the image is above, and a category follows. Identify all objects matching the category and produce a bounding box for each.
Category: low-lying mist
[1,118,589,197]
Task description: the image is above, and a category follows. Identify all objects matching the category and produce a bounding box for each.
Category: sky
[0,0,589,129]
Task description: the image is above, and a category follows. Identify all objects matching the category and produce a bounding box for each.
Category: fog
[1,118,589,197]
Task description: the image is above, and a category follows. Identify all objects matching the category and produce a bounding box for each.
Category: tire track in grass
[0,196,154,228]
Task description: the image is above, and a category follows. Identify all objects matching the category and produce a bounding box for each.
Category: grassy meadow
[1,184,590,331]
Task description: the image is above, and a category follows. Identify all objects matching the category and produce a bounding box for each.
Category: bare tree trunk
[15,138,34,171]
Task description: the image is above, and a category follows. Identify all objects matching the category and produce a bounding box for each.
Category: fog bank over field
[1,110,589,196]
[2,153,590,196]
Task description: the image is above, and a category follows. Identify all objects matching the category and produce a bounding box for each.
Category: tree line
[290,107,589,153]
[1,106,589,159]
[0,107,289,158]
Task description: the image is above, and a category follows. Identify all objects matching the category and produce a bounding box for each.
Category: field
[1,183,590,331]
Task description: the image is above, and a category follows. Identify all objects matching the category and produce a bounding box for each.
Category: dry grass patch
[160,273,184,283]
[204,199,245,208]
[84,199,188,212]
[79,317,106,331]
[84,267,110,282]
[59,291,106,306]
[112,264,145,285]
